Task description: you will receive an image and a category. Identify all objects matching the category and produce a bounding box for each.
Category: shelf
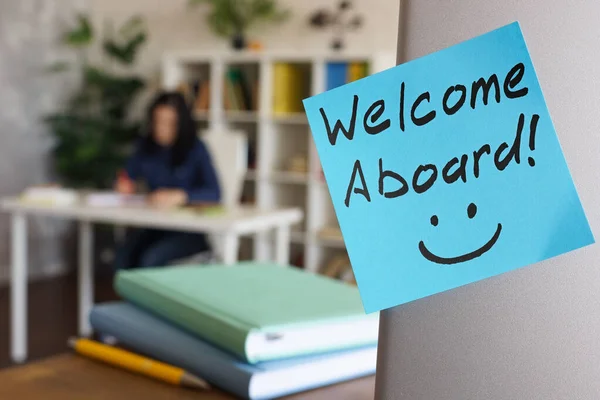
[163,51,393,273]
[272,113,308,125]
[224,111,259,123]
[270,171,309,184]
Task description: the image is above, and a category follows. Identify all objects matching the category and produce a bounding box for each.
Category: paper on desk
[85,192,147,207]
[20,186,79,206]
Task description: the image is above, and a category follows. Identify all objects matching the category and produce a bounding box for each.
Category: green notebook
[114,263,379,364]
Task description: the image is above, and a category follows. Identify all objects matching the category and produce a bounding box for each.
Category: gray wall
[0,0,78,280]
[376,0,600,399]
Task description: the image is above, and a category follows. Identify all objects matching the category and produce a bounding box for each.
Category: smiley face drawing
[418,203,503,265]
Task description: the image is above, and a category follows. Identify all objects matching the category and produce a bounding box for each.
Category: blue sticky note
[303,22,595,313]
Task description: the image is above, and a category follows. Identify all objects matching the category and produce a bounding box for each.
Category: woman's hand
[115,170,135,195]
[116,180,135,195]
[148,189,188,209]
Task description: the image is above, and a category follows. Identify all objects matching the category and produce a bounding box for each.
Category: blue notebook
[90,302,377,400]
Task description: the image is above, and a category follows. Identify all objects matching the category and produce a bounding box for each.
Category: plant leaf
[47,14,147,189]
[63,14,94,47]
[191,0,289,36]
[104,25,147,65]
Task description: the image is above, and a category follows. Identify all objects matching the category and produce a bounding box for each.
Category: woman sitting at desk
[114,91,221,270]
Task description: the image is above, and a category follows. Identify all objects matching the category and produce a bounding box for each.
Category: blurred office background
[0,0,398,365]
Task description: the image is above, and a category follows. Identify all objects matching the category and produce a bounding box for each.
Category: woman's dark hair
[141,91,197,168]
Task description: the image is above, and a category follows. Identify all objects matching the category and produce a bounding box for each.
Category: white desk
[1,198,303,364]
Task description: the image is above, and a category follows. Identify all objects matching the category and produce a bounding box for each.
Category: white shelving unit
[161,50,395,274]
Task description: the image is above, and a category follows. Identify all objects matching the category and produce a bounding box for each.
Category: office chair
[171,129,248,265]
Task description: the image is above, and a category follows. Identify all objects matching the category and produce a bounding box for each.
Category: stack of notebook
[90,262,379,399]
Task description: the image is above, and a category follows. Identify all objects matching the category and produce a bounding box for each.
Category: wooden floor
[0,272,119,369]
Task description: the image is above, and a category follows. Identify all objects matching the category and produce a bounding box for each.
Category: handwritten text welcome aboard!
[317,62,540,208]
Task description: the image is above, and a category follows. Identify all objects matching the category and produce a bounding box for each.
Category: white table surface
[1,198,302,233]
[1,197,303,364]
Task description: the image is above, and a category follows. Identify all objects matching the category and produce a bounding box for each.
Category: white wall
[0,0,80,283]
[87,0,400,82]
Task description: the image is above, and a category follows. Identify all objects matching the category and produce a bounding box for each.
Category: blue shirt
[125,138,221,203]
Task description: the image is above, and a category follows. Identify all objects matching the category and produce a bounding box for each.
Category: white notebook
[85,192,146,207]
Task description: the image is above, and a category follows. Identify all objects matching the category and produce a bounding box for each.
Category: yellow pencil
[68,337,210,390]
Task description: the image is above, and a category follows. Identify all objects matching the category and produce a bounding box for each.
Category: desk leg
[10,213,27,363]
[78,221,93,337]
[222,233,240,265]
[275,225,291,265]
[253,232,270,262]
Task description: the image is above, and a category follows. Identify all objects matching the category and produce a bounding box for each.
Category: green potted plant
[189,0,290,50]
[45,14,148,274]
[45,14,147,189]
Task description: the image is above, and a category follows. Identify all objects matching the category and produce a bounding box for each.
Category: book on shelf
[224,67,256,112]
[325,61,370,90]
[286,154,308,174]
[224,75,240,110]
[233,68,251,110]
[326,62,348,90]
[176,81,193,103]
[321,253,356,286]
[177,79,210,113]
[272,63,306,114]
[252,79,260,112]
[194,80,210,112]
[347,61,369,82]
